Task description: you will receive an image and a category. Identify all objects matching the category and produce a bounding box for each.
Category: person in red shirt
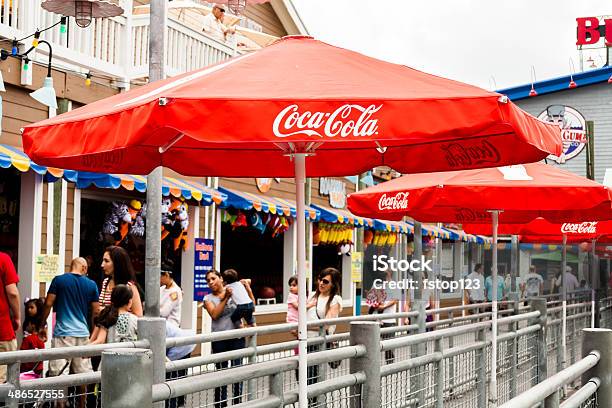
[0,251,20,383]
[20,326,47,377]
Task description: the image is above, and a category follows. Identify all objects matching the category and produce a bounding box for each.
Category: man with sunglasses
[203,3,236,43]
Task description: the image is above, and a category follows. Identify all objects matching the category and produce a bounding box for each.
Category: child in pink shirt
[286,276,299,324]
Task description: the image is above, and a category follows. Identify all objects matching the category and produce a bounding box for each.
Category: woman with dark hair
[99,246,143,317]
[202,270,245,408]
[304,267,343,399]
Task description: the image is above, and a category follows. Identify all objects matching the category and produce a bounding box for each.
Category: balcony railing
[0,0,238,83]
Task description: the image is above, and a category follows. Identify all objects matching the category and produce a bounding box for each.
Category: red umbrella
[23,36,560,177]
[21,37,562,407]
[347,163,612,223]
[464,219,612,239]
[347,162,612,404]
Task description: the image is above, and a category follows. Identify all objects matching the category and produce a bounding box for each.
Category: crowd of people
[0,247,197,407]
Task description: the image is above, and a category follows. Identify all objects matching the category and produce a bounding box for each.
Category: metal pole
[294,153,308,408]
[511,235,519,294]
[102,348,153,407]
[490,210,499,407]
[592,239,597,328]
[349,322,381,407]
[413,222,424,333]
[145,0,166,317]
[562,234,567,373]
[139,317,166,408]
[413,221,425,407]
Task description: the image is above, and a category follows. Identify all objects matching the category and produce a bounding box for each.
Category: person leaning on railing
[203,270,245,408]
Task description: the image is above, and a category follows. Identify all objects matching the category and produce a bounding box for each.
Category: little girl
[286,276,299,355]
[90,285,138,344]
[286,276,299,325]
[23,298,44,337]
[20,323,47,379]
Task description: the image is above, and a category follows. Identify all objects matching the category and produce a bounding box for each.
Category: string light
[11,40,17,56]
[568,58,577,89]
[85,72,91,87]
[32,31,40,48]
[60,17,67,34]
[529,66,538,97]
[23,57,30,71]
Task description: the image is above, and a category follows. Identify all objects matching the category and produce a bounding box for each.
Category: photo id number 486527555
[8,389,65,400]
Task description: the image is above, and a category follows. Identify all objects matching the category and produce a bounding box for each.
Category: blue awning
[0,144,77,182]
[75,172,226,205]
[219,187,319,220]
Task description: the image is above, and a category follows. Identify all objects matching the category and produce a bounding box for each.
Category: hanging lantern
[41,0,124,29]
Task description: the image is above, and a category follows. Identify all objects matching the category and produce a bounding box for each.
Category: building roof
[497,66,612,101]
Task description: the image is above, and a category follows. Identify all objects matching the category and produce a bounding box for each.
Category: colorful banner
[194,238,214,301]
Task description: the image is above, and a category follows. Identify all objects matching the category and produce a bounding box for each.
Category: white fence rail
[0,0,237,81]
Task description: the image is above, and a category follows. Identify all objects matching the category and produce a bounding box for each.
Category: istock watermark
[372,277,481,291]
[373,255,432,273]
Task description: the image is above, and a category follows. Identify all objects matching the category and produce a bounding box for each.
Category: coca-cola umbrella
[347,162,612,404]
[22,36,562,407]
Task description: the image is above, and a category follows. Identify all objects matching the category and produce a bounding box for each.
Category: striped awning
[219,187,319,220]
[443,226,489,244]
[75,172,226,205]
[0,144,77,182]
[311,205,373,228]
[372,219,411,234]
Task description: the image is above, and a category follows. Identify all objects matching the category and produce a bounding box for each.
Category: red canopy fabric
[22,36,560,177]
[464,218,612,238]
[347,163,612,223]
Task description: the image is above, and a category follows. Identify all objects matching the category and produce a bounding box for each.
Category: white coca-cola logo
[378,192,409,211]
[560,222,598,234]
[272,104,382,138]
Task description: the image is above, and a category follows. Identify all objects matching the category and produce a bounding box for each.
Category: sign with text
[351,252,363,283]
[194,238,214,301]
[35,254,61,283]
[576,17,612,46]
[319,177,347,209]
[537,105,587,164]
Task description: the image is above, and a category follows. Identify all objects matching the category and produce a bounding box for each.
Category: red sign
[576,17,612,45]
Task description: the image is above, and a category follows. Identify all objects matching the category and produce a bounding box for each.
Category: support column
[582,329,612,403]
[180,205,199,330]
[102,348,153,407]
[17,172,43,301]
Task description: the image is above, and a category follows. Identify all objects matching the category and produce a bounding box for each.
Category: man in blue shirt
[42,257,99,408]
[485,273,506,302]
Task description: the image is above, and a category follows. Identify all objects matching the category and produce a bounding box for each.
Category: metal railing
[1,296,609,407]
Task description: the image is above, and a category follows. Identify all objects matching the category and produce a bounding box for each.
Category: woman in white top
[305,267,343,392]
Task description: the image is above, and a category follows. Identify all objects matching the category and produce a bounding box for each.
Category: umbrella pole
[591,238,597,328]
[561,234,567,372]
[294,153,308,408]
[490,210,499,406]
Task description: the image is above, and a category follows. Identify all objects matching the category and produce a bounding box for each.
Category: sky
[291,0,611,90]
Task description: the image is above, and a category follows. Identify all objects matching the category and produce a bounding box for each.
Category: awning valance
[0,144,77,182]
[75,172,226,205]
[311,205,372,228]
[372,219,411,234]
[219,187,319,220]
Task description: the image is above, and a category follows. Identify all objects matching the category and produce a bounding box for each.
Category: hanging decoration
[100,197,189,251]
[101,200,142,245]
[568,58,577,88]
[221,208,292,237]
[314,222,353,246]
